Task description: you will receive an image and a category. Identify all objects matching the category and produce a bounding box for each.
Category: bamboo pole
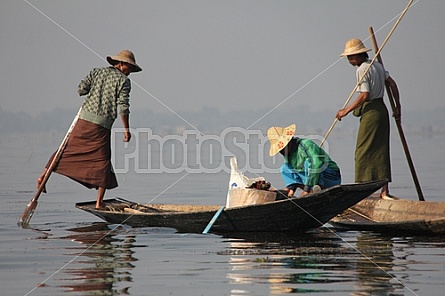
[369,26,424,201]
[321,0,414,146]
[18,107,82,226]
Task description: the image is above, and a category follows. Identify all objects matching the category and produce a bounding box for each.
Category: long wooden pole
[18,107,82,226]
[369,27,424,201]
[321,0,414,146]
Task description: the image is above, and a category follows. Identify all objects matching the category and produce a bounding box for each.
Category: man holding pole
[36,50,142,209]
[336,38,400,199]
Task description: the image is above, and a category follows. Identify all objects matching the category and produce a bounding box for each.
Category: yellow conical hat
[267,124,296,156]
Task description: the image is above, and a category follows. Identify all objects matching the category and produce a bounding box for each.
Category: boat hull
[331,195,445,235]
[76,180,386,234]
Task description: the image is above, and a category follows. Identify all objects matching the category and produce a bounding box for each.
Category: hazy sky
[2,0,444,126]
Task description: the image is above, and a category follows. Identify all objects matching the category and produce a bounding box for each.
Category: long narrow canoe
[330,195,445,235]
[75,180,386,234]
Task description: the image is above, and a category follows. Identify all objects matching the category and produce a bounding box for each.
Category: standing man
[336,39,400,199]
[37,50,142,208]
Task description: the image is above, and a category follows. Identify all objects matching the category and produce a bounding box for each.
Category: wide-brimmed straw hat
[339,38,371,57]
[267,124,296,156]
[107,50,142,72]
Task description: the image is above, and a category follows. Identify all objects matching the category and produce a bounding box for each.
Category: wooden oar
[18,107,82,226]
[368,27,425,201]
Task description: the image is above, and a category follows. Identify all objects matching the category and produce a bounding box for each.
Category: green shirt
[284,138,339,188]
[78,67,131,129]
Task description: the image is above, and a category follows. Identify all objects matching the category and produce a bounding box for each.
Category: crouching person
[267,124,341,198]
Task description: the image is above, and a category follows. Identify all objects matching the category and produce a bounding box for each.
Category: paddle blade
[202,206,225,234]
[18,199,38,226]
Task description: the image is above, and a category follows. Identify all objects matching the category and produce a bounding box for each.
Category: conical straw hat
[267,124,296,156]
[340,38,371,57]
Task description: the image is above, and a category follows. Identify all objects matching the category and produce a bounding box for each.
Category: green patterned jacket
[78,67,131,129]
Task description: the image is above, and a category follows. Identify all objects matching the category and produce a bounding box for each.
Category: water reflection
[60,223,136,295]
[351,233,405,295]
[220,229,406,295]
[25,222,445,296]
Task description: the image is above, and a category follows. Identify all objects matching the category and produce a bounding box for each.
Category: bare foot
[37,176,47,193]
[380,194,398,200]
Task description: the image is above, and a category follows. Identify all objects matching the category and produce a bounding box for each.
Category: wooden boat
[75,180,385,234]
[330,195,445,235]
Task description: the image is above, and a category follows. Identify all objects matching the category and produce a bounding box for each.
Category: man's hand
[123,131,131,142]
[393,105,401,122]
[336,109,348,121]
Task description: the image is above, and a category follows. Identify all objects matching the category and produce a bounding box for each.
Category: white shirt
[356,60,389,100]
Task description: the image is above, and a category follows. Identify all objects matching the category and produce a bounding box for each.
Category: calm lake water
[1,131,444,296]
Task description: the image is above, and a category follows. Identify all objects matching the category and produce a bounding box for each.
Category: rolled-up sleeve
[118,78,131,115]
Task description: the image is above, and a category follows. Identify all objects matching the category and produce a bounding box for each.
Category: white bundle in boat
[225,157,276,208]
